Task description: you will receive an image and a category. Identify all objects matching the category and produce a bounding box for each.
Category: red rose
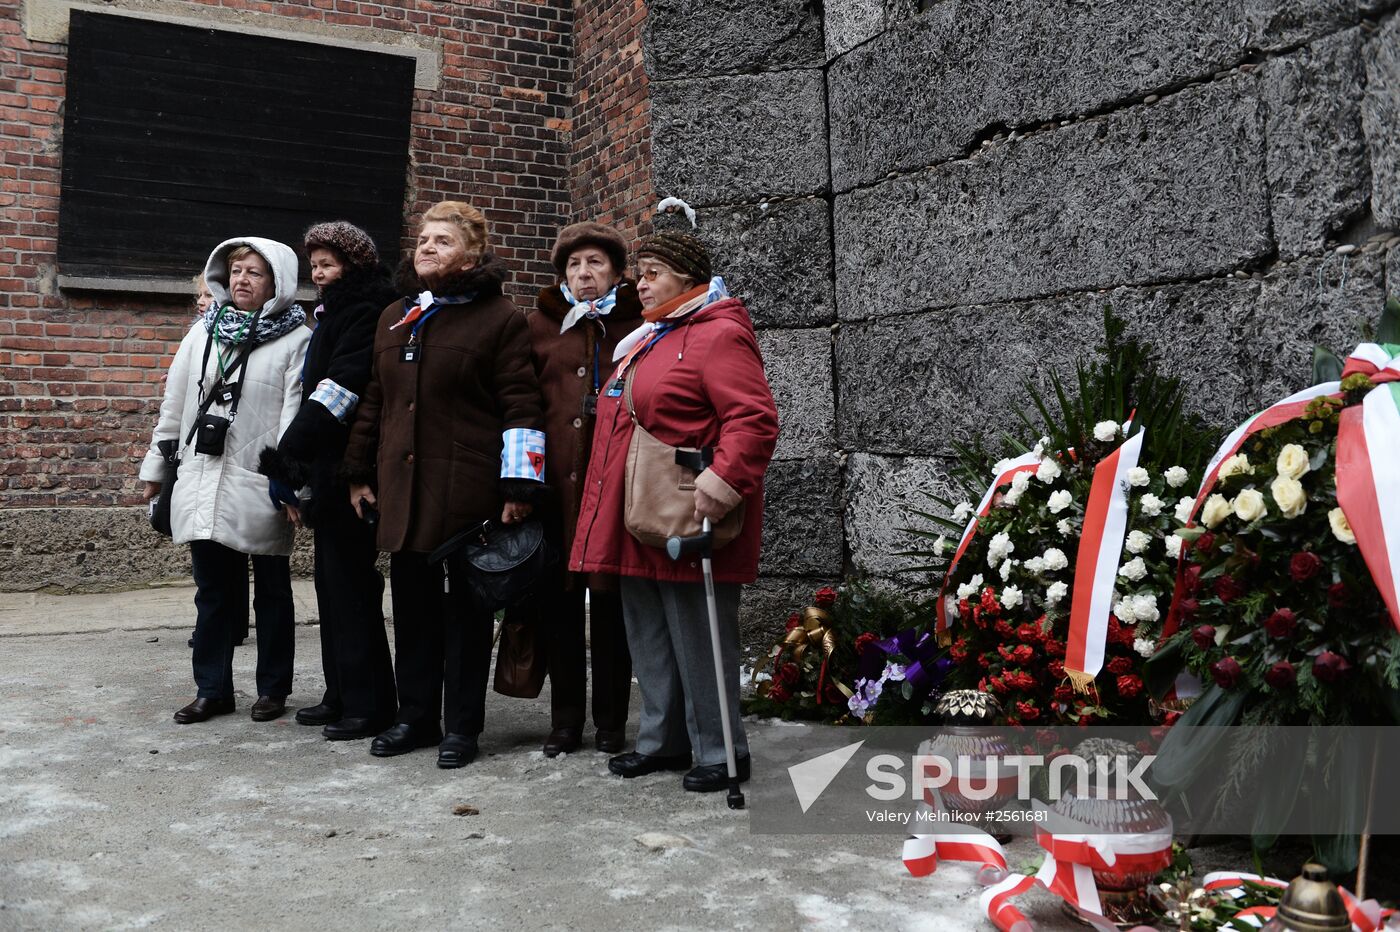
[1183,563,1203,595]
[1290,551,1323,583]
[823,680,845,704]
[785,612,802,632]
[1327,583,1349,608]
[1016,623,1042,644]
[778,662,800,687]
[1015,701,1040,722]
[1012,644,1034,664]
[1116,674,1143,698]
[1048,660,1065,679]
[1194,532,1215,553]
[980,588,1001,614]
[853,632,878,656]
[1313,651,1351,684]
[1106,656,1133,675]
[1192,625,1217,650]
[813,586,838,608]
[1210,657,1243,689]
[1179,597,1200,619]
[1043,638,1066,658]
[1265,661,1296,689]
[1262,608,1297,639]
[1215,575,1246,603]
[766,682,791,703]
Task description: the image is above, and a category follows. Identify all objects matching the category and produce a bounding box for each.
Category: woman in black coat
[259,221,398,739]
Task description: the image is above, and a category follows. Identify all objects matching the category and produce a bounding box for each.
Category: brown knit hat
[550,221,628,274]
[304,221,379,272]
[637,231,712,284]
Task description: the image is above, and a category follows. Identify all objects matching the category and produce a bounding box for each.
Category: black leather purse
[428,518,556,612]
[148,439,180,537]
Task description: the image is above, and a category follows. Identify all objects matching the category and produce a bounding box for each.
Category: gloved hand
[268,478,300,511]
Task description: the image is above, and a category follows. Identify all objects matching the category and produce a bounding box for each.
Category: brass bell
[1265,863,1350,931]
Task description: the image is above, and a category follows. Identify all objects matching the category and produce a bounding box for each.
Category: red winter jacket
[569,296,779,583]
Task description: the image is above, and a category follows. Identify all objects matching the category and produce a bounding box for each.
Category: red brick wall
[0,0,576,508]
[568,0,652,248]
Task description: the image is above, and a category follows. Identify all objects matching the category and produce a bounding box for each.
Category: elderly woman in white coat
[140,237,311,725]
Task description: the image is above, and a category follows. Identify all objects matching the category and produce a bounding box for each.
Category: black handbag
[428,518,556,613]
[149,439,180,537]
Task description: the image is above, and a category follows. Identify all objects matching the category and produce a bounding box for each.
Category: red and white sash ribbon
[1064,428,1145,690]
[935,452,1042,644]
[1202,871,1397,931]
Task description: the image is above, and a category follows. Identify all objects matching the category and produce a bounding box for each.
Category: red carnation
[994,620,1015,639]
[1162,710,1182,726]
[1116,674,1143,698]
[853,632,878,656]
[1043,638,1066,658]
[950,638,969,663]
[1265,661,1296,689]
[977,654,992,669]
[1010,671,1038,690]
[1016,623,1042,644]
[998,645,1015,662]
[1262,608,1297,639]
[1054,684,1075,703]
[1290,551,1323,583]
[1048,659,1066,679]
[784,612,802,632]
[1313,651,1351,683]
[1193,625,1217,650]
[988,676,1009,694]
[1107,618,1135,647]
[1016,701,1040,722]
[1012,644,1035,664]
[1106,656,1133,675]
[1327,583,1349,608]
[766,682,791,703]
[1215,574,1246,603]
[1210,657,1243,689]
[777,662,800,687]
[813,586,838,608]
[980,588,1001,614]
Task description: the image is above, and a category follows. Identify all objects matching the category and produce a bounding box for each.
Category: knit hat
[303,221,379,272]
[637,231,712,284]
[550,221,628,275]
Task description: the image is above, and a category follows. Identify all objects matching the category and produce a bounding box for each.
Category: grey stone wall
[643,0,1400,632]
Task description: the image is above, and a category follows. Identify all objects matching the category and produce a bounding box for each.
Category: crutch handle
[666,527,713,560]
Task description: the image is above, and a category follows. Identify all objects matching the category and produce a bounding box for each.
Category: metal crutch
[667,449,745,810]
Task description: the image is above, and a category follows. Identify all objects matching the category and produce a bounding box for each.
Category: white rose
[1174,496,1196,524]
[1329,507,1356,544]
[1219,453,1253,479]
[1139,493,1164,517]
[1056,518,1074,535]
[1000,585,1023,609]
[1094,420,1119,442]
[1200,493,1232,529]
[1270,476,1307,519]
[1118,557,1148,582]
[1041,548,1069,571]
[1048,490,1073,514]
[1233,488,1267,523]
[1276,443,1311,481]
[1125,530,1151,554]
[1132,593,1160,623]
[1133,637,1156,658]
[1127,467,1150,487]
[1045,581,1068,605]
[1164,534,1184,559]
[1113,599,1135,622]
[952,501,974,523]
[1165,466,1189,488]
[1036,457,1062,483]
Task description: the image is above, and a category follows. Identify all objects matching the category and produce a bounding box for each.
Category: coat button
[572,418,582,428]
[405,453,414,464]
[577,366,587,377]
[569,471,577,482]
[408,401,415,412]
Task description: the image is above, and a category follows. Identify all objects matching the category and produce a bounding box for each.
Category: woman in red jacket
[569,232,779,793]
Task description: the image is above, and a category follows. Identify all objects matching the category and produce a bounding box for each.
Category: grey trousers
[620,576,748,766]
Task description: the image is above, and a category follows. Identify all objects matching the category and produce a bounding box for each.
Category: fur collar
[394,253,509,300]
[320,264,399,315]
[535,278,644,325]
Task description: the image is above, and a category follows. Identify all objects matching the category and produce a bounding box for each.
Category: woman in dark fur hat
[258,221,399,739]
[342,201,546,769]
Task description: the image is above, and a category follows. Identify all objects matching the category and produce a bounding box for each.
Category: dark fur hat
[550,221,629,275]
[304,221,379,273]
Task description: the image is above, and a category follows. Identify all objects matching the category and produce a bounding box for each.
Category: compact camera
[194,413,231,456]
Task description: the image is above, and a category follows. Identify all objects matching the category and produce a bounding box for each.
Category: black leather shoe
[607,751,692,778]
[370,722,443,757]
[437,733,479,769]
[682,755,751,792]
[595,729,626,754]
[322,717,392,741]
[173,697,235,724]
[542,727,582,757]
[295,703,342,726]
[250,696,286,721]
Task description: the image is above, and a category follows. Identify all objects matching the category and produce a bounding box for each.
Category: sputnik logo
[787,740,865,813]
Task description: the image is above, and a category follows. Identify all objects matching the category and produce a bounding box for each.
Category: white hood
[203,236,301,317]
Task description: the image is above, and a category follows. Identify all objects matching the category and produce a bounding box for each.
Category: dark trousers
[190,540,294,700]
[544,583,632,732]
[388,551,494,736]
[313,516,394,721]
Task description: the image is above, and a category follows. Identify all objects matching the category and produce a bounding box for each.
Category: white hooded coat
[139,237,312,555]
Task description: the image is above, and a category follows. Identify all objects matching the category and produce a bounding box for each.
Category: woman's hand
[142,481,162,502]
[350,484,376,519]
[283,503,303,529]
[694,487,729,523]
[501,501,532,524]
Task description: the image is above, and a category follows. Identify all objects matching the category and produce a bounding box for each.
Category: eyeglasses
[637,265,678,282]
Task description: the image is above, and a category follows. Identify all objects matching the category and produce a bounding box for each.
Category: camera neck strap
[188,307,264,446]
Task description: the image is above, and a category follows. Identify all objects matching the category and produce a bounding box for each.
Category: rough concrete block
[828,0,1250,190]
[644,0,824,80]
[759,457,844,578]
[1364,15,1400,229]
[1388,243,1400,297]
[845,453,960,578]
[833,80,1273,319]
[824,0,886,58]
[651,71,829,206]
[757,328,837,460]
[739,574,831,652]
[655,198,835,328]
[1244,0,1357,51]
[1263,28,1368,259]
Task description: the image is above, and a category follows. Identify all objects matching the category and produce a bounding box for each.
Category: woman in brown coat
[343,201,546,769]
[521,222,643,756]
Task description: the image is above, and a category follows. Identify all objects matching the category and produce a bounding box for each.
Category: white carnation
[1048,490,1073,514]
[999,558,1017,582]
[1127,467,1150,487]
[956,581,977,600]
[1133,637,1156,658]
[1113,599,1135,622]
[970,573,984,589]
[1165,466,1189,488]
[1124,530,1151,555]
[1000,585,1023,609]
[1139,493,1164,517]
[1041,548,1069,571]
[1056,518,1074,535]
[952,501,974,523]
[1045,581,1069,605]
[1174,496,1196,524]
[933,535,948,557]
[1094,420,1119,442]
[1022,556,1045,574]
[1164,534,1184,559]
[1003,486,1023,506]
[1036,457,1062,483]
[992,458,1015,476]
[1118,557,1148,582]
[1011,472,1031,494]
[1131,593,1160,623]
